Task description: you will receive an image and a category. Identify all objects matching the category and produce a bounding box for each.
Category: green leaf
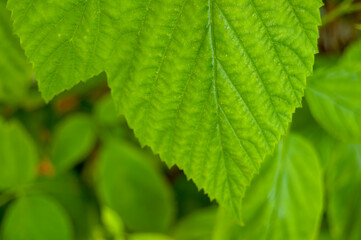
[301,126,338,170]
[0,118,38,190]
[33,172,99,240]
[306,66,361,143]
[96,139,175,232]
[7,0,122,101]
[327,144,361,240]
[340,38,361,66]
[318,231,334,240]
[173,207,217,240]
[94,94,120,127]
[292,102,339,170]
[129,234,174,240]
[218,134,323,240]
[9,0,322,222]
[51,114,96,173]
[107,0,322,223]
[0,0,32,103]
[313,54,340,70]
[1,195,73,240]
[101,206,125,240]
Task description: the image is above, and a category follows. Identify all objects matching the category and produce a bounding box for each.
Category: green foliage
[1,0,361,239]
[327,144,361,240]
[342,39,361,65]
[33,173,99,240]
[101,207,125,240]
[301,125,338,169]
[106,0,322,222]
[1,195,73,240]
[173,208,217,240]
[7,0,323,221]
[128,234,174,240]
[0,0,32,103]
[94,95,120,127]
[96,138,175,232]
[51,114,96,173]
[226,134,323,240]
[306,65,361,143]
[6,0,122,101]
[0,118,37,190]
[306,39,361,143]
[173,135,323,240]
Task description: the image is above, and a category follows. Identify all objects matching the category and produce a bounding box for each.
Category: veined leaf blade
[107,0,322,222]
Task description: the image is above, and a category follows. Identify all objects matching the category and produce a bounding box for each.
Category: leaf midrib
[209,0,249,221]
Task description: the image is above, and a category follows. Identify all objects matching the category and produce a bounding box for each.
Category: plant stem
[0,191,16,208]
[322,0,361,26]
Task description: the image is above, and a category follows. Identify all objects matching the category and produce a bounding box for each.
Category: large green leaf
[7,0,122,101]
[0,0,32,103]
[96,138,175,232]
[0,118,38,190]
[107,0,322,222]
[214,134,323,240]
[8,0,322,222]
[306,66,361,143]
[1,195,73,240]
[327,144,361,240]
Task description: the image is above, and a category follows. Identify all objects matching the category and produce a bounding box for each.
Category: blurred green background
[0,0,361,240]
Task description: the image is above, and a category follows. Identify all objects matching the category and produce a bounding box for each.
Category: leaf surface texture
[8,0,322,221]
[107,0,322,221]
[7,0,122,101]
[211,135,323,240]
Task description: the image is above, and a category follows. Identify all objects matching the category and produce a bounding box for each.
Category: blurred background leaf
[0,0,32,104]
[50,114,96,173]
[0,118,37,190]
[173,207,217,240]
[1,195,73,240]
[327,144,361,240]
[96,138,176,233]
[32,173,99,240]
[128,234,174,240]
[306,64,361,143]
